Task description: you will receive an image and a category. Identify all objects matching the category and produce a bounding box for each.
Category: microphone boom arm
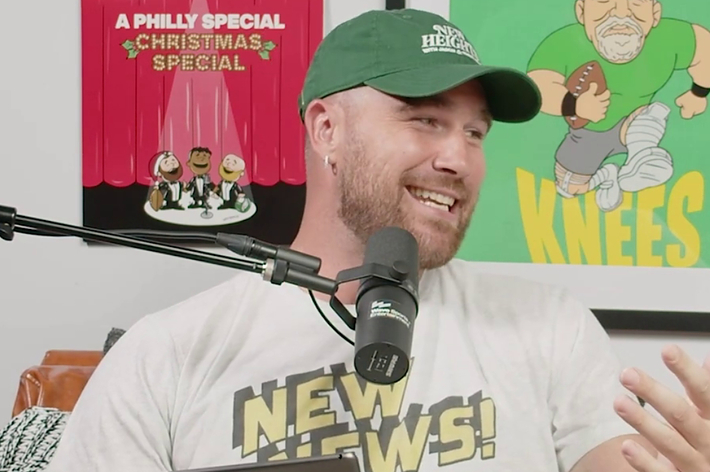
[1,205,414,344]
[0,205,330,285]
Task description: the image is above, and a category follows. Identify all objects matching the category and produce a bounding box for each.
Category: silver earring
[323,155,330,168]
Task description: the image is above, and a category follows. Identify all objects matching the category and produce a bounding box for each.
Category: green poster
[450,0,710,268]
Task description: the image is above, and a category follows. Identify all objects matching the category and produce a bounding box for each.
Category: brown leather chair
[12,350,103,418]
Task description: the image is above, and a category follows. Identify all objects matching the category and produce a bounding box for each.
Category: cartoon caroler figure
[184,147,215,209]
[216,153,252,212]
[148,151,185,211]
[527,0,710,212]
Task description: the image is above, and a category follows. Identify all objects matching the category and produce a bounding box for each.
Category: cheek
[396,132,440,170]
[466,147,486,185]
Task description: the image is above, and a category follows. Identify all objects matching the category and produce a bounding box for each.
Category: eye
[465,129,484,140]
[415,117,436,126]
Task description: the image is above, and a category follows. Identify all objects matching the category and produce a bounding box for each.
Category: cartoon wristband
[691,83,710,98]
[561,92,577,116]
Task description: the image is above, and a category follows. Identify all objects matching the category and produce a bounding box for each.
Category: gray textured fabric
[0,407,69,472]
[103,327,126,355]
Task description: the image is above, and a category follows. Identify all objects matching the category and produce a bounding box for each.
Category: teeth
[410,187,455,208]
[422,200,450,211]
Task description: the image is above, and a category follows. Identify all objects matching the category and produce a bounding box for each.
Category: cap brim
[364,64,542,123]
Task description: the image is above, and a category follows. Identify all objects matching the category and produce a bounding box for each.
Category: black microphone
[353,227,419,385]
[215,233,321,273]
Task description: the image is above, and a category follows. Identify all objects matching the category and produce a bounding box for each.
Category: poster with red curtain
[81,0,323,245]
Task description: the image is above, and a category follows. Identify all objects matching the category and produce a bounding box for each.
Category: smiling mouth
[193,163,208,169]
[406,186,457,213]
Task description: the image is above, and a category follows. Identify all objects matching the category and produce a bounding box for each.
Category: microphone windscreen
[362,226,419,290]
[354,227,419,385]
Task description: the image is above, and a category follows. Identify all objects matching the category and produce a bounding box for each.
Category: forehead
[390,82,491,125]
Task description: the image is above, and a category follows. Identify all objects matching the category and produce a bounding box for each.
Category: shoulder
[528,24,590,71]
[645,18,696,63]
[429,258,570,301]
[127,271,268,357]
[534,24,585,49]
[655,17,693,33]
[425,258,591,329]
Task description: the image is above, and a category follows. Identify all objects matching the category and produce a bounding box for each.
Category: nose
[613,0,630,17]
[431,133,474,178]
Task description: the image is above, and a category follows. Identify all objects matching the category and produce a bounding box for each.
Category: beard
[160,165,183,181]
[336,129,476,270]
[595,16,645,62]
[219,165,240,182]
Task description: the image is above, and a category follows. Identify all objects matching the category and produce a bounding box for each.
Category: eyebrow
[395,95,493,131]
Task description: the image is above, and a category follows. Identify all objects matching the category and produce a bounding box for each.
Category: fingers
[616,366,710,470]
[615,394,703,468]
[598,89,611,101]
[702,353,710,374]
[620,439,673,472]
[588,82,598,93]
[662,345,710,419]
[681,108,694,119]
[614,394,707,471]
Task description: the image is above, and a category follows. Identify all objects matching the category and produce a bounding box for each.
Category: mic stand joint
[328,261,419,331]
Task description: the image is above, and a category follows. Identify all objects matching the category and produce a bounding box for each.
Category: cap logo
[421,24,479,63]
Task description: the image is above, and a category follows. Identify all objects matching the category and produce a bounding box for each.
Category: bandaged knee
[556,166,591,197]
[589,165,613,190]
[625,103,671,157]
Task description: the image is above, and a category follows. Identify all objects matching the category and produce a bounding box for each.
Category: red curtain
[81,0,323,188]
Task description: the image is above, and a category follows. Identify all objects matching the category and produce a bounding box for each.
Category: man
[527,0,710,212]
[185,147,215,209]
[46,8,652,472]
[148,151,185,211]
[615,345,710,471]
[216,153,251,212]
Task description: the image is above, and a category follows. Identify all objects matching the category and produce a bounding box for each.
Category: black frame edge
[593,309,710,334]
[385,0,406,10]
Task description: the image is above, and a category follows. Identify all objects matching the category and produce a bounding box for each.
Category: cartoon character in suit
[217,153,251,212]
[148,151,184,211]
[185,147,215,209]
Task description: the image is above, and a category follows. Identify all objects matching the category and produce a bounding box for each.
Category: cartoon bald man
[216,153,250,211]
[527,0,710,212]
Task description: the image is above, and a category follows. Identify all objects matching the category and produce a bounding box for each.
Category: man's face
[188,150,212,175]
[577,0,661,63]
[220,154,245,181]
[334,81,489,270]
[159,155,183,182]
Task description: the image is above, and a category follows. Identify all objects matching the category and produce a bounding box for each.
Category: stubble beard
[161,165,183,182]
[594,16,645,62]
[336,130,475,270]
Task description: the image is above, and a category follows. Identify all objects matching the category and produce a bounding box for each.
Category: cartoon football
[149,188,164,211]
[565,61,607,129]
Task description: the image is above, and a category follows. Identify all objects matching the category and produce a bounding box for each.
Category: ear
[652,1,661,27]
[303,98,341,161]
[575,0,584,25]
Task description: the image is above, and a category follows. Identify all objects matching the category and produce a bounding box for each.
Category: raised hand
[614,345,710,472]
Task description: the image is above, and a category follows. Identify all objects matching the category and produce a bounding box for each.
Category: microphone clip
[329,261,418,330]
[0,206,17,241]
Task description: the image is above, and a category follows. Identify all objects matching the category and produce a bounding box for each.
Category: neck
[289,201,365,305]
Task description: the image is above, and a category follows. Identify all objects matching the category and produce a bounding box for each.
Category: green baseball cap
[299,9,541,123]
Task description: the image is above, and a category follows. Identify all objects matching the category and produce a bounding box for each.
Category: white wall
[0,0,708,424]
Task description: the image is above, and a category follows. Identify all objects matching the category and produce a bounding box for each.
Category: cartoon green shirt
[527,18,696,131]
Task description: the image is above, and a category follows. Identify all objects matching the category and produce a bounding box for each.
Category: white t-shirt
[45,258,636,472]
